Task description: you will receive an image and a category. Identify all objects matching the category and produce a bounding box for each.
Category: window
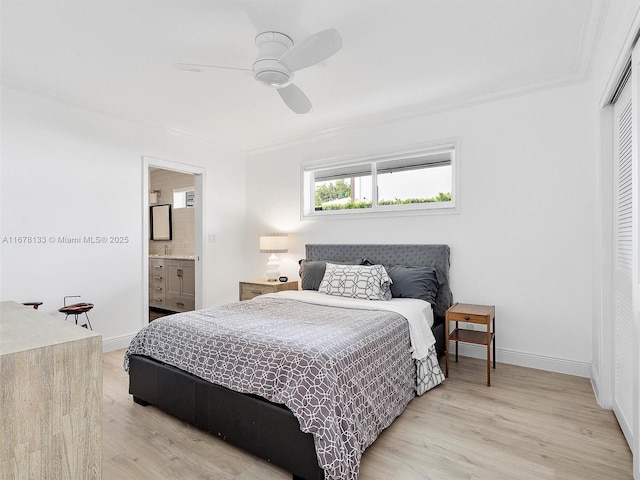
[173,187,195,209]
[302,140,457,217]
[313,164,373,210]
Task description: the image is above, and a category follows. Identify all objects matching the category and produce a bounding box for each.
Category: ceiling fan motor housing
[253,31,293,88]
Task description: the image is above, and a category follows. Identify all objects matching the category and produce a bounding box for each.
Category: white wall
[246,81,595,376]
[0,86,247,349]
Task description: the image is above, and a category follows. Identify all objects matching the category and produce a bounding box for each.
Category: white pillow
[318,263,392,301]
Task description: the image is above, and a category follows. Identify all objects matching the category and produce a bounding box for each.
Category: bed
[126,244,452,480]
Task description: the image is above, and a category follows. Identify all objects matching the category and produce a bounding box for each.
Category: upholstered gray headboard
[305,244,452,323]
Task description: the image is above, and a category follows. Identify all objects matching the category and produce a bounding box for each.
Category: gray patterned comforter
[124,294,443,480]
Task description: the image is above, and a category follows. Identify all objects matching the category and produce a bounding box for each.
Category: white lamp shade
[259,234,288,253]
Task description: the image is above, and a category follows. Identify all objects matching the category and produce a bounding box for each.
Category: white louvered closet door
[613,78,635,449]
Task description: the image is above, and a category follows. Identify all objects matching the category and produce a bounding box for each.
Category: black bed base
[128,324,445,480]
[128,354,325,480]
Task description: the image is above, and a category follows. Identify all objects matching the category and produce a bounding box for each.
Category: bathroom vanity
[149,256,195,312]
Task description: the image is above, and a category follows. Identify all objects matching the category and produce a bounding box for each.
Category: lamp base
[265,254,280,282]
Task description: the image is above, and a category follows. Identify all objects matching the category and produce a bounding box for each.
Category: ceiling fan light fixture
[252,59,292,87]
[177,29,341,114]
[255,70,291,88]
[252,31,295,88]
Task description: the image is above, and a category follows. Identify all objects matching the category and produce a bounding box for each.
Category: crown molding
[246,0,607,155]
[247,67,589,156]
[0,77,245,155]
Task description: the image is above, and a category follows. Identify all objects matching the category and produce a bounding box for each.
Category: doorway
[142,157,205,326]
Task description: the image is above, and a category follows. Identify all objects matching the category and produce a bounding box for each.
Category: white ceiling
[1,0,604,152]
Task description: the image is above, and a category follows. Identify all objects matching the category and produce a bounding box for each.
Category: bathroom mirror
[150,204,172,241]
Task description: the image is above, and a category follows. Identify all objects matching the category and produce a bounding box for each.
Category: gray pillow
[387,265,442,305]
[298,260,328,290]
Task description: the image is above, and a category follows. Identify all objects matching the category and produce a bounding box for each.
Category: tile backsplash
[149,169,194,256]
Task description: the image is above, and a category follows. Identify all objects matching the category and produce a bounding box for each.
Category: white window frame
[301,138,460,219]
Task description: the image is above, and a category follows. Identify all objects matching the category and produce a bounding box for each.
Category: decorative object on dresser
[127,244,452,480]
[239,278,299,301]
[22,301,43,309]
[1,301,102,479]
[58,295,94,329]
[259,233,288,281]
[445,302,496,386]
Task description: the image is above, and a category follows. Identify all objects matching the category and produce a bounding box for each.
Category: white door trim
[142,156,206,329]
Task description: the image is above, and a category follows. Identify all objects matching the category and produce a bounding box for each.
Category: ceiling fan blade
[277,84,312,114]
[278,29,342,72]
[174,62,252,73]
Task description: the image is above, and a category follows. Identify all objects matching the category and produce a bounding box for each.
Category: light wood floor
[103,350,632,479]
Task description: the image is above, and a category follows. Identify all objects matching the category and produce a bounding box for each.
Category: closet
[608,50,638,475]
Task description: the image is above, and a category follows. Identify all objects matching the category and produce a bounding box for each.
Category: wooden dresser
[0,301,102,479]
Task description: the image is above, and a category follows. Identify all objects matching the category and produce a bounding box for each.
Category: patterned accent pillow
[318,263,392,300]
[298,259,361,290]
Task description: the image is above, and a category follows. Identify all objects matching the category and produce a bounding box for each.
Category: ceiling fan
[175,29,342,114]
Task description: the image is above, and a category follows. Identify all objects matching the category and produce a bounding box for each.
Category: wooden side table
[239,279,299,301]
[445,302,496,386]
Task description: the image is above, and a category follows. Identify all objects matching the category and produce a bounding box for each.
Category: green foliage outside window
[314,180,352,205]
[378,192,451,205]
[314,182,451,211]
[319,201,372,210]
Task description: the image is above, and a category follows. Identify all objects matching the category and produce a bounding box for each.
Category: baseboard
[102,333,137,352]
[107,335,592,375]
[590,363,616,409]
[450,342,591,378]
[591,364,602,406]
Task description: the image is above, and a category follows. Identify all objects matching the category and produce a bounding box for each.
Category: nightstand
[239,279,299,301]
[445,302,496,386]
